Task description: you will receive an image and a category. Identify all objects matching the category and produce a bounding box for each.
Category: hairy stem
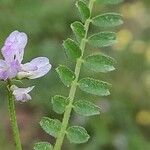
[7,80,22,150]
[53,0,95,150]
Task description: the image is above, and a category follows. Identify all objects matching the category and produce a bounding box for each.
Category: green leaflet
[51,95,69,114]
[92,13,123,27]
[73,100,100,116]
[56,65,75,87]
[78,77,110,96]
[97,0,124,4]
[66,126,90,143]
[71,21,86,42]
[76,0,90,22]
[40,117,61,138]
[34,142,53,150]
[88,32,117,47]
[63,38,82,59]
[84,53,116,73]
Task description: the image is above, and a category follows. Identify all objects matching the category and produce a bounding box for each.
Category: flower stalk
[7,80,22,150]
[53,0,96,149]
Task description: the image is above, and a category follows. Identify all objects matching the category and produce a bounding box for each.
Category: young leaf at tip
[51,95,69,114]
[84,53,116,73]
[34,142,53,150]
[71,21,86,42]
[63,38,82,60]
[66,126,90,144]
[88,32,117,48]
[73,100,100,116]
[76,0,90,22]
[40,117,61,138]
[78,77,111,96]
[92,13,123,28]
[56,65,75,87]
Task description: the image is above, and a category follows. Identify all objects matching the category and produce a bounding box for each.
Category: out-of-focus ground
[0,0,150,149]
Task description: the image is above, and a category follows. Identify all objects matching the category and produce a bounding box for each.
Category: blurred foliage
[0,0,150,150]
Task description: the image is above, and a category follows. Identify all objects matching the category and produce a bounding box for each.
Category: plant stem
[53,0,95,150]
[7,80,22,150]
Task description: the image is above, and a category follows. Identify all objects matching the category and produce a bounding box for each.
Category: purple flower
[10,85,34,102]
[0,31,52,102]
[0,30,51,80]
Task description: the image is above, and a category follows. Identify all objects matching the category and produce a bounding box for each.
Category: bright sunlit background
[0,0,150,150]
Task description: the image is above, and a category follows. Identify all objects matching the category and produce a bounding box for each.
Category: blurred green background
[0,0,150,149]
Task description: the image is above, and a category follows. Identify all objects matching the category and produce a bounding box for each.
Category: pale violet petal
[11,85,34,102]
[7,60,21,79]
[0,59,20,80]
[22,57,50,71]
[1,30,27,63]
[13,86,34,95]
[0,59,9,80]
[28,63,51,79]
[28,57,50,68]
[20,57,51,79]
[0,59,8,68]
[15,93,31,102]
[4,31,20,45]
[21,63,38,72]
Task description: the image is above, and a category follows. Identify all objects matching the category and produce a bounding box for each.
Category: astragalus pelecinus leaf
[37,0,124,149]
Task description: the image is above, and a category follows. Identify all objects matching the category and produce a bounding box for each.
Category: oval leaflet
[92,13,123,27]
[40,117,61,138]
[84,53,116,73]
[34,142,53,150]
[78,77,111,96]
[88,32,117,48]
[73,100,100,116]
[66,126,90,143]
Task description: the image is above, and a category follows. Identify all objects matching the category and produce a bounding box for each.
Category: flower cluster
[0,31,51,102]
